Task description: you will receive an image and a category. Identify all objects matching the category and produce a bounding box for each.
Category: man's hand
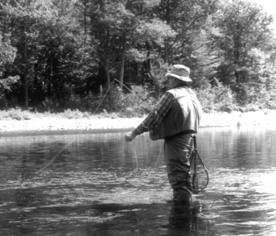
[125,130,138,142]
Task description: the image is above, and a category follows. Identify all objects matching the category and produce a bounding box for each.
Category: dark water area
[0,126,276,236]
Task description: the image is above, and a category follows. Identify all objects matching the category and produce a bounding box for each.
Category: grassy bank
[0,108,276,134]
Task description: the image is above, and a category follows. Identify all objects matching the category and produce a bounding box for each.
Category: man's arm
[125,92,175,142]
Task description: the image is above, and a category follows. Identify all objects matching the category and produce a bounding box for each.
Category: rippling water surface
[0,127,276,236]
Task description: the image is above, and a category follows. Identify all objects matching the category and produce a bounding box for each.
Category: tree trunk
[23,72,28,108]
[83,0,87,46]
[164,40,169,63]
[105,59,111,87]
[22,25,29,109]
[119,40,126,88]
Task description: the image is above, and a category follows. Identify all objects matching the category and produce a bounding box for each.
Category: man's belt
[165,130,196,141]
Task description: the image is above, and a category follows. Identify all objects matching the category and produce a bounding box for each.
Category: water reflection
[199,127,276,169]
[0,127,276,235]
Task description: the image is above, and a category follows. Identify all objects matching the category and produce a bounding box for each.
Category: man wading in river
[125,64,202,205]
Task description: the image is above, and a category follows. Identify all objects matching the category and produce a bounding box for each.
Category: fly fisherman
[125,64,202,204]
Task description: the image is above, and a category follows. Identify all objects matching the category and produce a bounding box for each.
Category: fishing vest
[150,87,202,141]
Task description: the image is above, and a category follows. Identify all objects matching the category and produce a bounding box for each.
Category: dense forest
[1,0,276,115]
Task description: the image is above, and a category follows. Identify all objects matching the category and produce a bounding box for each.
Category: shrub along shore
[0,109,276,136]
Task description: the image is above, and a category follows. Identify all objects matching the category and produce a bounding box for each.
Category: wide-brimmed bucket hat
[165,64,192,82]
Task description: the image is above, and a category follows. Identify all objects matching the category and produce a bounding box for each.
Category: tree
[189,15,224,88]
[157,0,219,65]
[215,0,274,85]
[1,0,93,108]
[1,0,276,112]
[2,0,60,108]
[89,0,176,89]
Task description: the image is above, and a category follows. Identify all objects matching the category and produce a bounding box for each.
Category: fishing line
[113,78,133,94]
[132,140,139,170]
[154,143,163,168]
[16,79,162,204]
[24,80,117,179]
[34,78,142,177]
[113,78,164,170]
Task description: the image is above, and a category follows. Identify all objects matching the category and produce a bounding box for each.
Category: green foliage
[4,108,32,120]
[0,0,276,114]
[63,109,89,119]
[121,85,157,117]
[0,94,7,110]
[136,18,177,46]
[196,83,234,113]
[0,76,20,109]
[147,59,169,98]
[0,34,17,67]
[80,84,157,117]
[0,76,20,91]
[215,0,274,85]
[233,81,276,110]
[78,85,123,113]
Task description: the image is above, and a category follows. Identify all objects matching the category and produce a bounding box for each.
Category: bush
[120,85,157,117]
[0,94,7,110]
[7,108,32,120]
[233,82,276,110]
[80,84,157,117]
[196,83,234,112]
[63,109,89,119]
[81,85,123,114]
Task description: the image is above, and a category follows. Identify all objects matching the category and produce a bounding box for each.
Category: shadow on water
[2,199,216,236]
[85,201,216,236]
[0,127,276,235]
[0,171,216,235]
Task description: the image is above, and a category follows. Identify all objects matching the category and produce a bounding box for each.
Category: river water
[0,126,276,236]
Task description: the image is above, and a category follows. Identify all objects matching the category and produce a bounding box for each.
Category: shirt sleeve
[134,92,175,135]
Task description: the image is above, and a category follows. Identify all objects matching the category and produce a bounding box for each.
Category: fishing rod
[24,78,146,181]
[34,78,155,177]
[29,80,118,177]
[113,78,163,168]
[31,77,208,191]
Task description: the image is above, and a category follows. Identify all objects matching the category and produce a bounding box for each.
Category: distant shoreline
[0,111,276,136]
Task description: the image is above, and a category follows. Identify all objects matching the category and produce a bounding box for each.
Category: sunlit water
[0,126,276,236]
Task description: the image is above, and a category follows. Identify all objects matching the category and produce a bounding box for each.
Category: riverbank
[0,110,276,136]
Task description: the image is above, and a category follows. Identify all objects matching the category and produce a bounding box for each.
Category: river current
[0,126,275,236]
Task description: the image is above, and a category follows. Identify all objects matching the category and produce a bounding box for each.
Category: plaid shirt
[134,92,175,135]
